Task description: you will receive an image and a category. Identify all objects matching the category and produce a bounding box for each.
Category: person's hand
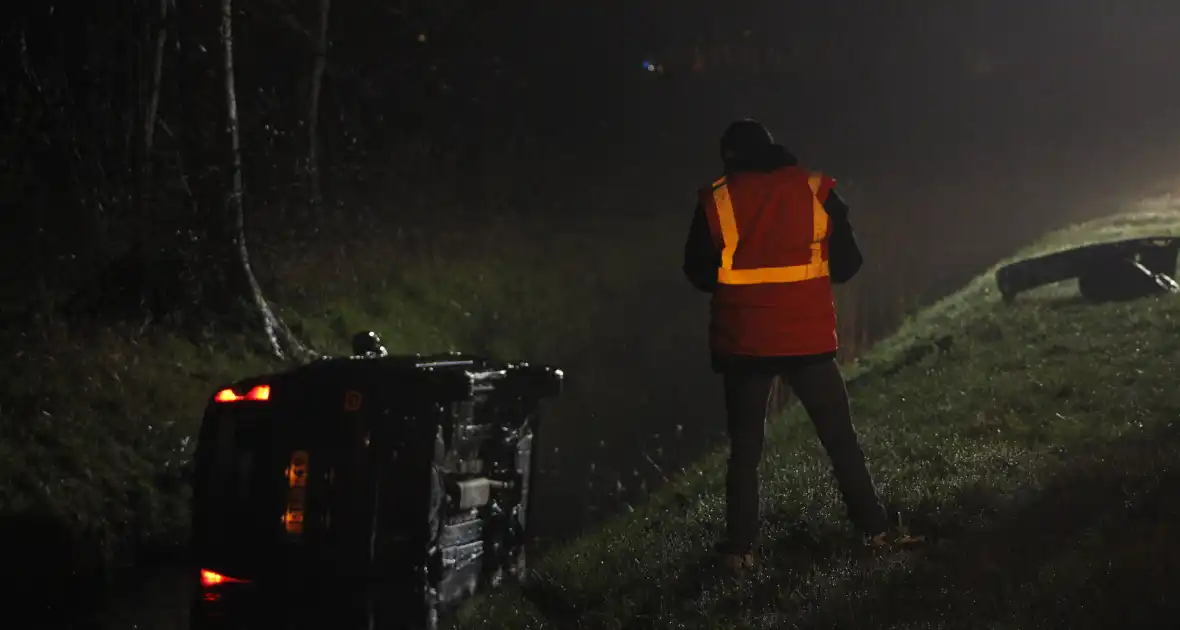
[825,189,851,223]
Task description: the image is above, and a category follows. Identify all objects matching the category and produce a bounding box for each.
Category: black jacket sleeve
[825,189,864,284]
[682,198,720,293]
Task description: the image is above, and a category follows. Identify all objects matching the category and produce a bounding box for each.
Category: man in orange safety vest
[682,119,922,572]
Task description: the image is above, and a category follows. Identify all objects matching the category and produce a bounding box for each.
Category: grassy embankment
[451,192,1180,630]
[0,212,694,603]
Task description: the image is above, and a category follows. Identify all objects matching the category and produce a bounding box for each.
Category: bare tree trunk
[129,0,145,258]
[129,0,169,262]
[221,0,318,362]
[144,0,168,154]
[305,0,331,211]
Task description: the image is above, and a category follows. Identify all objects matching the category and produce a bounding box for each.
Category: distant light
[642,60,656,72]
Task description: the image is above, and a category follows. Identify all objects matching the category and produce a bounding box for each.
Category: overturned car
[995,236,1180,304]
[188,332,564,630]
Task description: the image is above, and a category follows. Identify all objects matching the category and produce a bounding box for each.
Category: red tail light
[246,385,271,400]
[214,384,271,403]
[214,389,239,403]
[200,568,251,588]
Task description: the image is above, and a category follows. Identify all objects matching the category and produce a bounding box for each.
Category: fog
[471,0,1180,316]
[5,2,1180,621]
[504,0,1180,543]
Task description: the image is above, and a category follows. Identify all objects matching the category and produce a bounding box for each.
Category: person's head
[720,118,774,164]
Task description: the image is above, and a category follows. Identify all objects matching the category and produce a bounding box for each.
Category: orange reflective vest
[702,166,839,357]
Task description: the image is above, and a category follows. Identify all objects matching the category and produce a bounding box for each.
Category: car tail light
[214,384,271,403]
[282,450,310,536]
[200,568,250,588]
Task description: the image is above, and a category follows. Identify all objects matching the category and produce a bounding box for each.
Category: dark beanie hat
[720,119,774,155]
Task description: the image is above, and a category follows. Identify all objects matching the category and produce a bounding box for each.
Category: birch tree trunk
[221,0,317,362]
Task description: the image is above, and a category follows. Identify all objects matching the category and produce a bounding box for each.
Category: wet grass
[0,211,693,617]
[449,193,1180,630]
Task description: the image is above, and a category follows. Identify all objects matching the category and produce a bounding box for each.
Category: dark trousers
[721,356,889,552]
